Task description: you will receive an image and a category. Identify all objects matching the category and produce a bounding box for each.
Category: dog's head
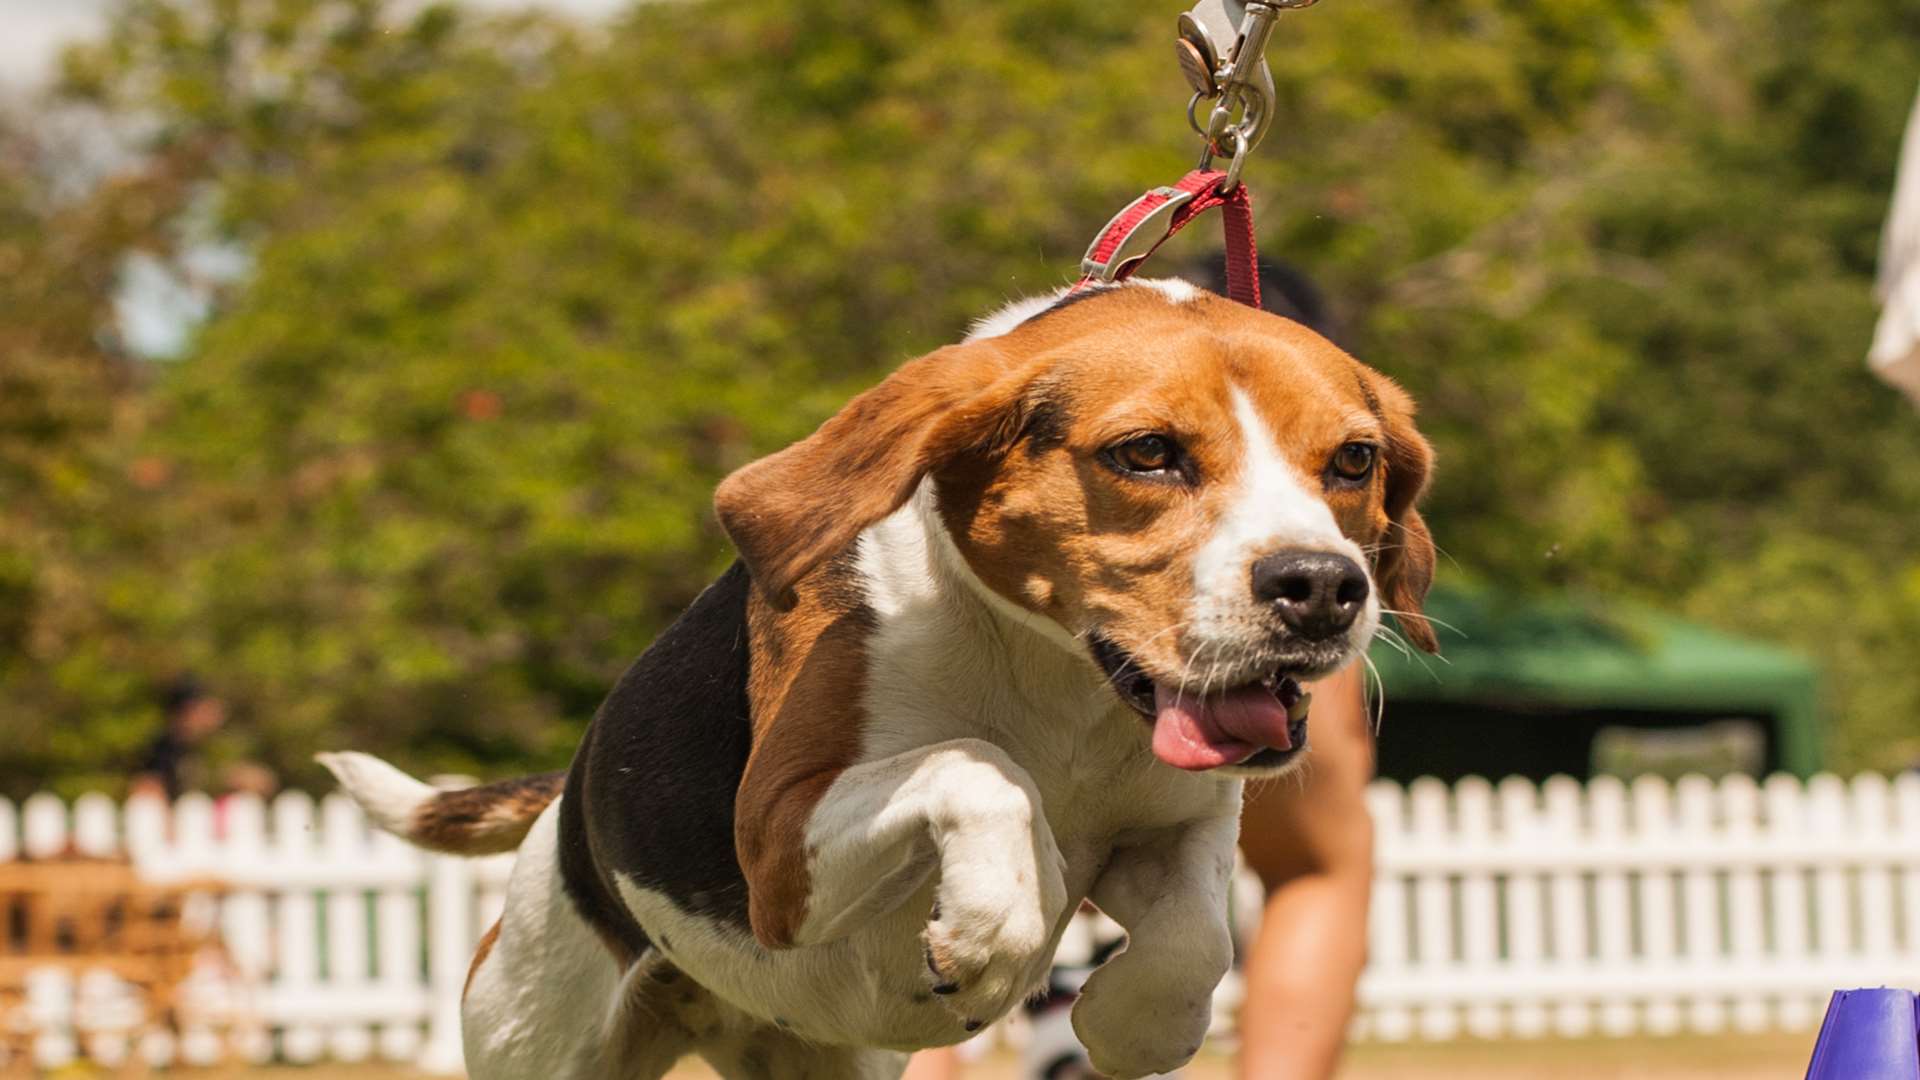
[717,281,1435,775]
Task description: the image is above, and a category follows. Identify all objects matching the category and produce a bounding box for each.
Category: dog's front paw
[920,852,1067,1031]
[1071,960,1213,1079]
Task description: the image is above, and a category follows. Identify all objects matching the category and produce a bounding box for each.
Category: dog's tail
[316,751,563,856]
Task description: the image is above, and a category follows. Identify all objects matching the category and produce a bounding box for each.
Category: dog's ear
[715,342,1031,608]
[1368,372,1439,653]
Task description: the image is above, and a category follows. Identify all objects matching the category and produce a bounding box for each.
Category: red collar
[1074,169,1259,309]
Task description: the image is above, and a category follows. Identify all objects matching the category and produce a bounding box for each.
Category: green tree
[2,0,1915,791]
[0,104,200,796]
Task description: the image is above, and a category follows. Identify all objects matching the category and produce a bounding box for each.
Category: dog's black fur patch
[559,562,758,959]
[1020,397,1069,459]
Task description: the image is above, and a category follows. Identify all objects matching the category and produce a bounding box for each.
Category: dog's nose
[1250,551,1369,638]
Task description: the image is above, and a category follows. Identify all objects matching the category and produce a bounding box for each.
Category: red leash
[1074,169,1261,310]
[1069,0,1323,309]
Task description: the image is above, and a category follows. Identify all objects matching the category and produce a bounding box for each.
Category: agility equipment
[1804,988,1920,1080]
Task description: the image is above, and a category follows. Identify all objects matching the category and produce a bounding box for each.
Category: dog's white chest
[615,797,1211,1052]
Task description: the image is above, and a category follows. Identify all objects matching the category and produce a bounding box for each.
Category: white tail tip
[315,750,433,837]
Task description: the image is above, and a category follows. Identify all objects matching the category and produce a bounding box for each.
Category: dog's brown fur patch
[715,341,1035,610]
[409,771,565,855]
[735,552,873,949]
[466,918,502,1000]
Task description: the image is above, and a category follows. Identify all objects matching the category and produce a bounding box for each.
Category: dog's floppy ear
[1369,373,1439,653]
[715,342,1031,608]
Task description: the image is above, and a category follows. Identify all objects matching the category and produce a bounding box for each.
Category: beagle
[321,278,1437,1080]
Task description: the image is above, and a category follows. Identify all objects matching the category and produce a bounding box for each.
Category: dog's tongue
[1151,682,1295,771]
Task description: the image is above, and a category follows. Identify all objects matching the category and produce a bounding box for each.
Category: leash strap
[1075,169,1260,309]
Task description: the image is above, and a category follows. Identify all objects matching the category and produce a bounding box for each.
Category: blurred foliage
[1,0,1917,795]
[0,102,200,795]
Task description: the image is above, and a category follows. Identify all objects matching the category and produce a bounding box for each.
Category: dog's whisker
[1372,625,1419,665]
[1196,639,1222,699]
[1172,629,1210,710]
[1375,608,1466,638]
[1376,625,1447,680]
[1384,518,1464,572]
[1360,652,1387,736]
[1132,620,1193,654]
[1371,625,1413,661]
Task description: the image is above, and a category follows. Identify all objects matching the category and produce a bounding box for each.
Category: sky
[0,0,109,85]
[0,0,630,86]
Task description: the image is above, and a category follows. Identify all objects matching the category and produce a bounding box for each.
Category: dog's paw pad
[918,914,1051,1028]
[1072,976,1211,1079]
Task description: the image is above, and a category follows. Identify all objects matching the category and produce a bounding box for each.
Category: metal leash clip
[1076,0,1319,288]
[1078,185,1202,283]
[1177,0,1316,192]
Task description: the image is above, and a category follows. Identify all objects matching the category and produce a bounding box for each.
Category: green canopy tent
[1366,585,1822,783]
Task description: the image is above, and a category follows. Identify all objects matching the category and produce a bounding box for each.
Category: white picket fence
[0,790,511,1072]
[1358,771,1920,1042]
[3,772,1917,1069]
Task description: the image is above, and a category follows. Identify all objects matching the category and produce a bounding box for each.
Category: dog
[321,278,1437,1080]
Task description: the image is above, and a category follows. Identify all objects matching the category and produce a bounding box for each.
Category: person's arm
[128,773,170,802]
[1236,663,1374,1080]
[900,1047,958,1080]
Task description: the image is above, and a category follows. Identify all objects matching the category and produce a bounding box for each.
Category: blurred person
[220,760,279,799]
[1872,83,1920,404]
[1234,663,1373,1080]
[213,760,280,837]
[905,261,1380,1080]
[130,675,229,800]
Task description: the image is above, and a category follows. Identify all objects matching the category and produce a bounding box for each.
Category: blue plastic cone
[1805,988,1920,1079]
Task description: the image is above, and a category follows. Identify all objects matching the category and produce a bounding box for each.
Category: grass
[184,1031,1814,1079]
[1340,1032,1813,1078]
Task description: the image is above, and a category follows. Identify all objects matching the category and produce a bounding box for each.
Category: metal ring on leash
[1217,134,1254,193]
[1177,0,1319,192]
[1074,0,1321,293]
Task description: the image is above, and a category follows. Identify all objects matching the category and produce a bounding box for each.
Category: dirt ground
[1336,1032,1812,1078]
[205,1031,1814,1079]
[664,1033,1816,1078]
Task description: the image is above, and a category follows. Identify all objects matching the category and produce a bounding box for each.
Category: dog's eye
[1329,442,1376,483]
[1108,434,1180,476]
